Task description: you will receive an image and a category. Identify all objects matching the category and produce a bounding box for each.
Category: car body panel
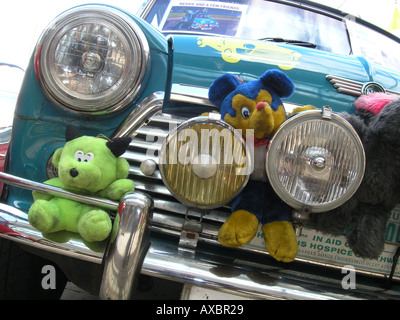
[167,35,397,112]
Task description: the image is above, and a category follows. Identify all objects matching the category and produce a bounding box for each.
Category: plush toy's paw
[28,200,64,233]
[347,231,384,260]
[346,213,387,259]
[78,210,112,242]
[102,179,134,201]
[218,210,259,247]
[289,105,316,117]
[262,221,298,262]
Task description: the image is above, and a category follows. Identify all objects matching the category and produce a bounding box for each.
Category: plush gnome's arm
[98,179,134,201]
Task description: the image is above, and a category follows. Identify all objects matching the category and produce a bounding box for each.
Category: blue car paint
[167,35,382,111]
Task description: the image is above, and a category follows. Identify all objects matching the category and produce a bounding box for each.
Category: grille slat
[123,150,159,164]
[129,165,162,180]
[129,140,163,151]
[134,180,172,197]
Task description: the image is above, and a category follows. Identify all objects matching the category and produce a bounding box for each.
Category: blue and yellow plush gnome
[208,69,300,262]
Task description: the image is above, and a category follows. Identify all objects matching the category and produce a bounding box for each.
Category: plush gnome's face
[52,127,131,193]
[223,88,287,139]
[56,136,121,193]
[208,69,294,140]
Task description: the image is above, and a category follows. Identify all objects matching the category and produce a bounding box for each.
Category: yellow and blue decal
[197,37,301,70]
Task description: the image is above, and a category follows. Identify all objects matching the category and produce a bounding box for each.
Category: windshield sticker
[197,37,302,70]
[160,0,247,36]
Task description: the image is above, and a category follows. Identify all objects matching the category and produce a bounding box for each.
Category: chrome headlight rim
[36,5,150,114]
[159,115,251,210]
[266,108,365,213]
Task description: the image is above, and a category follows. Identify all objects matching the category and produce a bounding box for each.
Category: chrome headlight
[35,5,149,114]
[159,115,251,209]
[266,107,365,217]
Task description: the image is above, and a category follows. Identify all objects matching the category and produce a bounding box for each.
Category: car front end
[1,0,400,300]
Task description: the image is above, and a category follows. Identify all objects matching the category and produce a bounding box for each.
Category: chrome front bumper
[0,172,153,299]
[1,172,399,300]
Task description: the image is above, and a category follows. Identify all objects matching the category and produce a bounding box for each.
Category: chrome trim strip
[0,203,104,263]
[137,0,158,19]
[113,91,165,138]
[326,75,400,97]
[387,88,400,96]
[170,83,214,107]
[0,172,118,211]
[0,172,122,263]
[326,75,363,96]
[100,192,153,300]
[141,241,397,300]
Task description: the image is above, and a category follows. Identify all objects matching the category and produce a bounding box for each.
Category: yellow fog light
[266,107,365,218]
[159,115,251,209]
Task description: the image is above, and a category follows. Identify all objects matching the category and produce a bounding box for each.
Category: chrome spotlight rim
[159,115,251,209]
[36,5,150,114]
[266,107,365,213]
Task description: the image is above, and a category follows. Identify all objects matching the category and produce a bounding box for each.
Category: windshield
[346,19,400,70]
[142,0,400,70]
[144,0,351,56]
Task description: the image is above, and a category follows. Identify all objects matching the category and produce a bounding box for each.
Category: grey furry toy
[313,93,400,259]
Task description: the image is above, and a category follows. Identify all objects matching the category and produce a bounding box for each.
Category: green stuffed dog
[28,127,134,242]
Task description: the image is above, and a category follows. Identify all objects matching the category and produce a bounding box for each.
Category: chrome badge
[361,82,386,95]
[326,75,399,97]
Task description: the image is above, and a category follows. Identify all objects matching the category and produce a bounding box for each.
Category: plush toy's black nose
[70,168,79,178]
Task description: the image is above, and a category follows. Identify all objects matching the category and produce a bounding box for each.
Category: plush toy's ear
[354,92,397,116]
[106,137,132,158]
[209,73,243,108]
[260,69,294,98]
[369,98,400,143]
[52,147,63,169]
[66,126,83,142]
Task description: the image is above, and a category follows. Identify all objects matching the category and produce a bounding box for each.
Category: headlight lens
[36,5,149,114]
[159,115,251,209]
[266,107,365,213]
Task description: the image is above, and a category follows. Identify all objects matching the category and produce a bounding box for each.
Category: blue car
[191,13,219,30]
[1,0,400,300]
